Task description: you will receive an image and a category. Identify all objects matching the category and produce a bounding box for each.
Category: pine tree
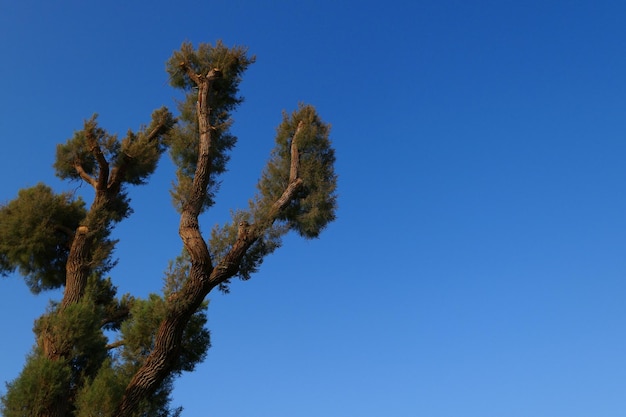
[0,41,337,417]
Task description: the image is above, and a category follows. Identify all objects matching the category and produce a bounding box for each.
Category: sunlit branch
[74,163,97,188]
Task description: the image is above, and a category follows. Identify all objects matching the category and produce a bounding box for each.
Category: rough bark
[60,225,91,308]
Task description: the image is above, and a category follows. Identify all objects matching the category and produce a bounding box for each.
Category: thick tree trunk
[61,225,91,308]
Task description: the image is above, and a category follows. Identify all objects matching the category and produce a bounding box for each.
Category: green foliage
[1,353,72,417]
[256,104,338,238]
[55,110,175,223]
[75,359,182,417]
[119,294,167,364]
[34,302,108,381]
[119,293,210,375]
[162,251,191,297]
[0,183,86,293]
[209,210,287,289]
[74,359,127,417]
[166,41,255,212]
[116,107,176,186]
[54,115,119,184]
[85,274,134,332]
[55,110,175,187]
[2,274,130,416]
[207,105,336,285]
[2,273,204,416]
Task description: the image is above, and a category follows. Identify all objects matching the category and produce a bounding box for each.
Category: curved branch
[178,68,224,269]
[179,61,201,85]
[74,163,97,188]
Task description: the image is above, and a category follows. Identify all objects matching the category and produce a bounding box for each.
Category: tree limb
[106,340,125,350]
[178,68,223,269]
[290,121,303,182]
[269,177,304,219]
[178,61,201,85]
[145,121,169,143]
[85,128,109,190]
[74,163,97,188]
[53,224,76,239]
[207,121,306,286]
[109,115,171,189]
[100,305,131,329]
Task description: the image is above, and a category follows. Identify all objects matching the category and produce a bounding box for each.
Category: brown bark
[60,225,91,308]
[73,164,97,187]
[60,133,111,311]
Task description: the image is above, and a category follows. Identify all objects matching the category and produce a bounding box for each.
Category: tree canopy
[0,41,336,417]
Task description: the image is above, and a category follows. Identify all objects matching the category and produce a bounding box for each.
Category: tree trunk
[61,225,91,308]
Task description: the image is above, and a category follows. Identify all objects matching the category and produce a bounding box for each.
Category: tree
[0,41,337,417]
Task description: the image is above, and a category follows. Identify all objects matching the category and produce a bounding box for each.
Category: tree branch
[106,340,125,350]
[145,122,168,143]
[53,224,76,239]
[290,121,303,182]
[179,61,201,85]
[74,163,97,188]
[85,129,109,190]
[178,68,223,269]
[206,120,306,287]
[109,115,172,189]
[270,178,304,219]
[100,305,131,329]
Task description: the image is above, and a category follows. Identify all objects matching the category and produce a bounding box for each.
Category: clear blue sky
[1,1,626,416]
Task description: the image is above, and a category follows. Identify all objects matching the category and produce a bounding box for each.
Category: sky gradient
[1,1,626,416]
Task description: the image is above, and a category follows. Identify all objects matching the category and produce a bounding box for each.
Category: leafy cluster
[2,276,117,416]
[0,184,86,292]
[55,108,175,187]
[119,293,209,373]
[1,270,206,417]
[208,104,337,287]
[1,353,72,417]
[165,41,255,212]
[74,360,182,417]
[256,104,337,238]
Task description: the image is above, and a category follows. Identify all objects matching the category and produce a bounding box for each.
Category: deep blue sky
[2,1,626,416]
